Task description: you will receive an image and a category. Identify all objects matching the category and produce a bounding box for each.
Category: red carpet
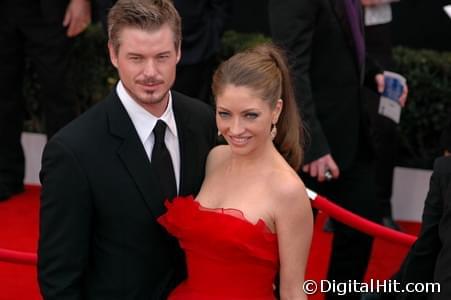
[0,186,40,300]
[0,186,420,300]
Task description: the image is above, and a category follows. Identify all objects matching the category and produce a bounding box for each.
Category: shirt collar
[116,81,178,145]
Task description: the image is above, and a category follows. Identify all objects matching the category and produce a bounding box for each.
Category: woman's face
[216,85,282,156]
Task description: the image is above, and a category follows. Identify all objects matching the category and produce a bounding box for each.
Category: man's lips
[138,81,163,88]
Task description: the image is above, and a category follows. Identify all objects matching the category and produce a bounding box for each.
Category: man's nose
[143,60,157,77]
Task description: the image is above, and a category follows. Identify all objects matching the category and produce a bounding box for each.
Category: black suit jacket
[39,0,68,22]
[38,90,216,299]
[173,0,230,65]
[396,156,451,300]
[39,0,97,23]
[269,0,379,169]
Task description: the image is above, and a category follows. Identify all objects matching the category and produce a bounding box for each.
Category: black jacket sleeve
[38,138,92,300]
[396,157,451,299]
[269,0,330,164]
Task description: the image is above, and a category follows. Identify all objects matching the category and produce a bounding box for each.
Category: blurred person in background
[362,119,451,300]
[362,0,404,231]
[395,119,451,300]
[172,0,231,105]
[0,0,91,201]
[269,0,406,299]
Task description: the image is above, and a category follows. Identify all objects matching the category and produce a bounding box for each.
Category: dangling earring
[217,130,222,137]
[270,123,277,140]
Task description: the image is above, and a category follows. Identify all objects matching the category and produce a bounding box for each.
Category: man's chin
[137,93,167,105]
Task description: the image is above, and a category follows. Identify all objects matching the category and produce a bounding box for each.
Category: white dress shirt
[116,81,181,192]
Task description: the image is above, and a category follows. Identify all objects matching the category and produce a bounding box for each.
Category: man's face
[109,24,180,116]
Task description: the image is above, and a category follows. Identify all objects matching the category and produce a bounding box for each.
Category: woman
[158,43,313,300]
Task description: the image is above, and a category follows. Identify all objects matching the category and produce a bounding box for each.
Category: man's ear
[108,41,118,68]
[176,43,181,64]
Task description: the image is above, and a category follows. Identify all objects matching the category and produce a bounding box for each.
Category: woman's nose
[229,118,244,135]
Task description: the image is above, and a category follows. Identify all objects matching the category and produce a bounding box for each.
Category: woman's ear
[272,99,283,124]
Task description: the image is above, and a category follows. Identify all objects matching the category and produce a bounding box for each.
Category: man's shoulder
[172,90,214,115]
[52,95,114,147]
[172,90,215,131]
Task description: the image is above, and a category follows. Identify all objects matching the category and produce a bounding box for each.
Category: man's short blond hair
[108,0,181,53]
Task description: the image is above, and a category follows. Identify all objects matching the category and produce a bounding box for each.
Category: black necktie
[151,120,177,200]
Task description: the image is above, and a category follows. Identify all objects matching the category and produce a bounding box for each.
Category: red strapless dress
[157,196,279,300]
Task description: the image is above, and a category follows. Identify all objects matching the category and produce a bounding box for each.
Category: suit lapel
[106,91,166,217]
[172,92,200,195]
[329,0,365,74]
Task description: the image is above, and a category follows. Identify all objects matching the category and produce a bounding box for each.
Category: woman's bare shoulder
[205,145,230,175]
[270,168,310,212]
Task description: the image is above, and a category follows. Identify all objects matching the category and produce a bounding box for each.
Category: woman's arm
[275,180,314,300]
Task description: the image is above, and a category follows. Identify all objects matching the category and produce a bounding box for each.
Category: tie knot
[153,120,167,143]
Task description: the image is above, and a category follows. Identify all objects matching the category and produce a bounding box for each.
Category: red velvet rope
[0,248,37,265]
[307,188,417,247]
[0,189,417,265]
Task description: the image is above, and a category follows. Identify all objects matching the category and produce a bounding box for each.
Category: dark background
[228,0,451,51]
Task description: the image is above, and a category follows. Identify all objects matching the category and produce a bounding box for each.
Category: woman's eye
[245,113,259,119]
[217,111,230,118]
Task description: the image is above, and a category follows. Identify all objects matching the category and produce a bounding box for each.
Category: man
[38,0,217,299]
[0,0,91,201]
[362,0,403,230]
[269,1,404,299]
[392,121,451,300]
[365,124,451,300]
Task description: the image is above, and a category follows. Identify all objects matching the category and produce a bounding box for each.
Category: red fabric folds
[157,196,279,300]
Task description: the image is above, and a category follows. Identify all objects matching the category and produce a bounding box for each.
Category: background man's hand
[63,0,91,38]
[302,154,340,182]
[375,73,409,107]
